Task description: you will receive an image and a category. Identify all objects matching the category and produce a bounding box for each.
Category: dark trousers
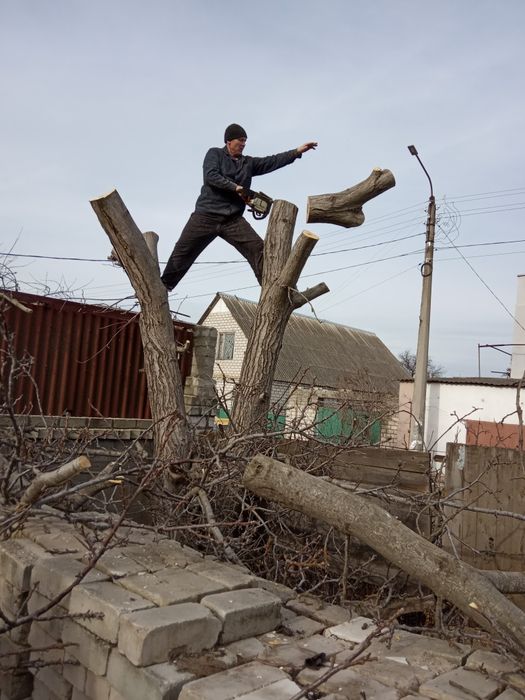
[161,212,264,291]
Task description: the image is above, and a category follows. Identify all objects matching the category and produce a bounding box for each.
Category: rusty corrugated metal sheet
[0,291,194,418]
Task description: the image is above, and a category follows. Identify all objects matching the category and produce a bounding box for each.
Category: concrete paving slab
[201,588,281,644]
[351,658,435,694]
[326,616,386,644]
[287,595,351,625]
[260,633,346,673]
[279,614,325,638]
[118,602,221,666]
[494,690,525,700]
[296,665,402,699]
[419,668,504,700]
[178,662,289,700]
[225,637,265,663]
[400,637,470,674]
[465,649,520,675]
[235,678,302,698]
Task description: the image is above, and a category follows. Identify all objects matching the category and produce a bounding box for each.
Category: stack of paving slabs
[1,513,525,699]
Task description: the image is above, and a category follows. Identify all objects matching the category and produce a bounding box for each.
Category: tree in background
[398,349,444,378]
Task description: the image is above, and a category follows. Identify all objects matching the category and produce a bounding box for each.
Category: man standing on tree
[161,124,317,291]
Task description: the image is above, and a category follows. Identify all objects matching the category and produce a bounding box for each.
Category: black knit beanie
[224,123,247,142]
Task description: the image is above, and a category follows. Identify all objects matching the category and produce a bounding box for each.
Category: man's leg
[219,217,264,284]
[161,213,217,291]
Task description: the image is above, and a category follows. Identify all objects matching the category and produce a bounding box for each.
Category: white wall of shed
[398,381,523,459]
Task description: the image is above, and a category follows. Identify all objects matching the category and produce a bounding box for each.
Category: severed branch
[307,168,396,228]
[0,292,32,313]
[243,454,525,655]
[188,486,243,565]
[290,283,330,310]
[18,456,91,507]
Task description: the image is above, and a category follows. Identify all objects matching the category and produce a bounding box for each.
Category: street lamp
[407,145,436,450]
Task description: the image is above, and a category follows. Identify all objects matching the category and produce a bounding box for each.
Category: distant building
[397,376,525,462]
[199,293,408,444]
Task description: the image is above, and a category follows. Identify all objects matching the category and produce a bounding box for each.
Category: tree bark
[307,169,396,228]
[90,190,191,480]
[243,454,525,656]
[230,201,329,432]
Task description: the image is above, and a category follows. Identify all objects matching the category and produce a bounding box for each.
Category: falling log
[243,454,525,656]
[307,168,396,228]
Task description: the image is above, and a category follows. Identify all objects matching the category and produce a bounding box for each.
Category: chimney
[510,275,525,378]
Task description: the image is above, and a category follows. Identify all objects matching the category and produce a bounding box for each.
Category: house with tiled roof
[199,293,408,444]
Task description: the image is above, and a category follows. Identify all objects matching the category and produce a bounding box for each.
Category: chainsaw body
[242,189,273,220]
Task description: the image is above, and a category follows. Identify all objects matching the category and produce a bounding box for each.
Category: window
[217,332,235,360]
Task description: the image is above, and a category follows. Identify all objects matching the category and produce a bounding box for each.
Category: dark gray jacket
[194,146,301,217]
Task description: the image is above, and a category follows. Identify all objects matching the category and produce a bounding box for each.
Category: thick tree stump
[90,190,191,481]
[307,168,396,228]
[231,201,329,432]
[243,454,525,656]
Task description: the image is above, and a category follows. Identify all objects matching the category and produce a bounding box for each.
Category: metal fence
[0,291,194,419]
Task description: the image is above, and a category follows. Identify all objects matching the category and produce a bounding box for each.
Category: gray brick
[107,648,194,700]
[95,549,148,578]
[419,668,503,700]
[201,588,281,644]
[85,669,112,699]
[62,656,86,692]
[32,677,61,700]
[29,621,65,667]
[118,602,221,666]
[0,537,49,590]
[0,633,32,700]
[178,662,289,700]
[71,689,90,700]
[69,580,154,642]
[252,577,296,603]
[34,666,73,700]
[31,556,108,605]
[187,561,256,590]
[62,619,111,676]
[117,568,224,607]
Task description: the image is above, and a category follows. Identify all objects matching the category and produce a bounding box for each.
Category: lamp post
[408,145,436,450]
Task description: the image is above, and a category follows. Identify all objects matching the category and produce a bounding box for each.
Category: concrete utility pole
[408,145,436,450]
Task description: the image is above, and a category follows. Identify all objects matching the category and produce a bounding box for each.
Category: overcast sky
[1,0,524,376]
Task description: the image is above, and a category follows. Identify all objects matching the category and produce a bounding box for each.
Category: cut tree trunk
[90,190,191,482]
[230,201,329,432]
[307,169,396,228]
[243,454,525,657]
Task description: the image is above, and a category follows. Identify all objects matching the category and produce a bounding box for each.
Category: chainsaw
[241,189,273,220]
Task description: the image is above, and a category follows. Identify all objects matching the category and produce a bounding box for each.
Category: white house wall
[398,381,524,458]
